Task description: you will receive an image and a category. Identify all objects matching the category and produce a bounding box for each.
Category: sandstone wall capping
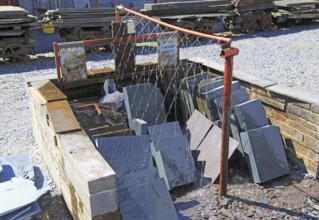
[26,77,119,220]
[190,58,319,179]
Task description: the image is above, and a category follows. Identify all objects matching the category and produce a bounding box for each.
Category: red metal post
[115,6,120,22]
[219,44,239,196]
[53,42,62,85]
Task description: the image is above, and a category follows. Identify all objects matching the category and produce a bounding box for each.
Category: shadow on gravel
[228,195,314,219]
[175,200,200,220]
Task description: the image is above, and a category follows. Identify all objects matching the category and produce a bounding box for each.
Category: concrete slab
[196,126,239,183]
[123,83,166,127]
[148,121,182,145]
[240,125,290,183]
[96,135,152,177]
[152,135,197,189]
[214,88,250,118]
[234,99,269,132]
[185,110,213,151]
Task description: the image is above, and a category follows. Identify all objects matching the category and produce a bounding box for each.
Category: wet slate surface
[148,121,182,145]
[123,83,167,127]
[240,125,290,183]
[234,99,269,132]
[152,135,197,189]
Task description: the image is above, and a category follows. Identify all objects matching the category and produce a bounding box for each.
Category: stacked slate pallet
[180,73,290,184]
[232,0,275,12]
[0,6,37,37]
[42,8,118,28]
[142,0,233,16]
[274,0,319,19]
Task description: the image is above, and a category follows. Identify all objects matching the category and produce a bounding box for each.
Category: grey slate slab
[0,155,34,182]
[185,110,213,151]
[214,88,250,118]
[3,202,41,220]
[201,81,241,121]
[240,125,290,183]
[132,118,148,135]
[152,135,197,189]
[96,135,152,177]
[234,99,269,132]
[181,72,211,112]
[117,168,178,220]
[103,79,117,95]
[196,126,239,183]
[148,121,182,145]
[123,83,166,128]
[198,78,224,95]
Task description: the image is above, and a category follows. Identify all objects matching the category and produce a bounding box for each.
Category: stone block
[69,147,116,195]
[311,104,319,114]
[215,88,249,118]
[152,135,197,189]
[123,83,166,127]
[96,135,152,177]
[131,118,148,135]
[185,110,213,151]
[250,93,286,110]
[234,99,268,132]
[148,121,182,145]
[268,118,304,143]
[287,103,319,126]
[196,126,239,183]
[240,125,290,183]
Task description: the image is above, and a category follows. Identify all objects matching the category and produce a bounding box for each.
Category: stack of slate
[233,99,290,183]
[123,83,167,133]
[274,0,319,18]
[42,8,119,28]
[179,72,212,121]
[232,0,275,12]
[0,6,37,37]
[0,155,49,219]
[96,136,178,220]
[142,0,233,16]
[148,122,197,189]
[185,110,239,183]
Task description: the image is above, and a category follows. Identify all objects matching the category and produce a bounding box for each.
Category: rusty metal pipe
[117,6,232,44]
[219,46,239,196]
[115,6,120,22]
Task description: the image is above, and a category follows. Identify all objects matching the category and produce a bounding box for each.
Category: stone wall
[26,76,120,220]
[188,57,319,179]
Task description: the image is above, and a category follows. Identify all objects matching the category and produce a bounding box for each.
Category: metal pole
[53,42,62,85]
[115,6,120,22]
[219,44,239,196]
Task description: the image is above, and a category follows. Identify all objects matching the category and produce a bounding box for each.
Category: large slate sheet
[240,125,290,183]
[234,99,268,132]
[148,121,182,145]
[152,135,197,189]
[123,83,166,127]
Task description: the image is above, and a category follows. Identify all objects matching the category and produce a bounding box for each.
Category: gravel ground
[0,25,318,219]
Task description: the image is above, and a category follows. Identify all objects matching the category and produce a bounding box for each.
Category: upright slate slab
[152,135,197,189]
[201,81,241,121]
[196,126,239,183]
[117,168,178,220]
[214,88,250,118]
[185,110,213,151]
[181,72,211,113]
[234,99,269,132]
[240,125,290,183]
[123,83,166,128]
[148,121,182,145]
[96,135,152,177]
[0,155,34,182]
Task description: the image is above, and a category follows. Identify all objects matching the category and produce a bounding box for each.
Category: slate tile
[148,121,182,145]
[123,83,166,127]
[240,125,290,183]
[234,99,269,132]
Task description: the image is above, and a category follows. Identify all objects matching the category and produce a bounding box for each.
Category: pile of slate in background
[180,72,290,184]
[0,155,49,219]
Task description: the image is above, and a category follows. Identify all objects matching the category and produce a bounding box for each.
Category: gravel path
[0,25,318,219]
